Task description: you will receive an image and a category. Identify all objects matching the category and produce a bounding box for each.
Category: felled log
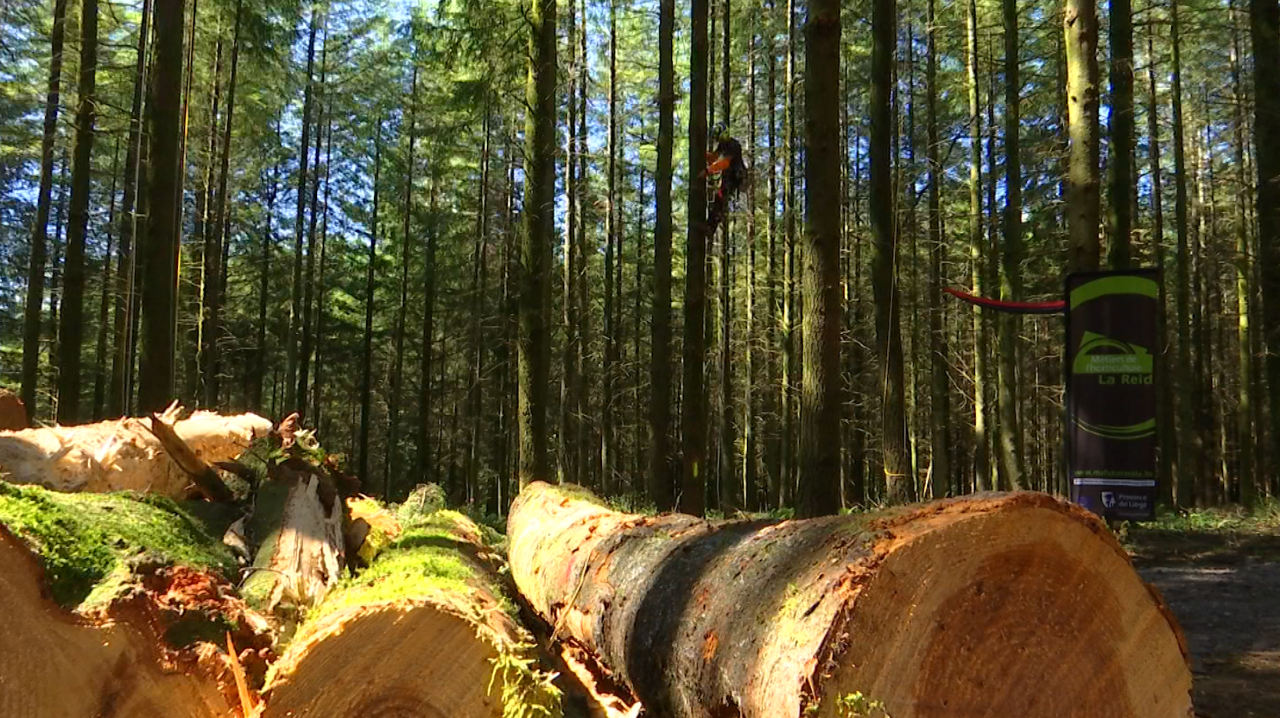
[0,483,272,718]
[507,482,1193,718]
[0,403,271,497]
[262,509,561,718]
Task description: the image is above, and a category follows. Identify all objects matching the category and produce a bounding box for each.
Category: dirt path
[1131,524,1280,718]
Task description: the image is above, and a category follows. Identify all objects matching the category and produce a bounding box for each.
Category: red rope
[943,287,1066,315]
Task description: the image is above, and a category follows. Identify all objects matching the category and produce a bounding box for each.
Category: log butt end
[0,531,234,718]
[262,602,509,718]
[814,499,1193,718]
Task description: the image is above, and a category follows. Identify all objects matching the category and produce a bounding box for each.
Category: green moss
[0,483,237,609]
[307,510,515,626]
[541,483,609,510]
[240,478,294,610]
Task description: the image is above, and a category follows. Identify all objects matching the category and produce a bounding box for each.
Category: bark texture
[1065,0,1102,272]
[798,0,841,517]
[519,0,557,487]
[508,482,1192,718]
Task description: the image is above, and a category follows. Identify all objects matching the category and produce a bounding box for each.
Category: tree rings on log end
[808,497,1193,718]
[261,602,508,718]
[0,530,234,718]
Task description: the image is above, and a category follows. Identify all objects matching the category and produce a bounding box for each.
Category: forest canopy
[1,0,1277,517]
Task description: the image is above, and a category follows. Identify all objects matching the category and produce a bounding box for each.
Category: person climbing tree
[703,121,746,234]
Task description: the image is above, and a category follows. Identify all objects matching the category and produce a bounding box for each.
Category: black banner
[1065,270,1160,521]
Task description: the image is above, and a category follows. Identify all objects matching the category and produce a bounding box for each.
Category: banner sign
[1065,270,1160,521]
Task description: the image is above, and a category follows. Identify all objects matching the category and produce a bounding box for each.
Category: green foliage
[833,692,891,718]
[0,483,236,608]
[488,647,563,718]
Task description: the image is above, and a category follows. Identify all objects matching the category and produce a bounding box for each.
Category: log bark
[0,405,271,497]
[262,510,559,718]
[0,484,272,718]
[508,482,1193,718]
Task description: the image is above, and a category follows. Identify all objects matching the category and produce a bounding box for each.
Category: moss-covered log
[262,509,560,718]
[0,483,272,718]
[0,405,271,497]
[507,482,1193,718]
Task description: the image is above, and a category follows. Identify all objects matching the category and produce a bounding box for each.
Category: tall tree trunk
[927,0,951,498]
[138,0,186,413]
[682,0,710,516]
[603,0,619,494]
[519,0,557,487]
[109,0,151,418]
[190,33,223,405]
[1065,0,1101,271]
[56,0,100,424]
[468,108,491,501]
[966,0,988,492]
[358,117,382,490]
[719,0,736,511]
[1252,0,1280,505]
[797,0,841,517]
[49,161,66,387]
[766,0,781,506]
[780,0,797,507]
[312,103,334,429]
[175,0,199,252]
[296,21,327,418]
[386,65,417,499]
[872,0,912,503]
[204,0,242,409]
[285,8,320,413]
[1108,0,1135,268]
[21,0,69,417]
[1172,0,1195,507]
[649,0,675,509]
[252,140,279,415]
[985,43,1000,491]
[419,170,439,490]
[93,140,120,421]
[997,0,1025,490]
[744,10,759,509]
[576,0,591,488]
[1147,19,1175,508]
[1232,0,1255,507]
[563,0,580,487]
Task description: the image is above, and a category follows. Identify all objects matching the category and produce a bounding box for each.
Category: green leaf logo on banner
[1075,417,1157,440]
[1072,331,1153,375]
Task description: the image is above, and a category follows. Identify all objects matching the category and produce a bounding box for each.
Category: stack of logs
[0,409,1194,718]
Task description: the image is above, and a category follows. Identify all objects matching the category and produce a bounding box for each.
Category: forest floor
[1128,507,1280,718]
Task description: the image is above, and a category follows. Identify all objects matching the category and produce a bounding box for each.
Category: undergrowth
[488,646,563,718]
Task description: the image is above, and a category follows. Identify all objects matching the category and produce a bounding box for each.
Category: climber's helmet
[713,122,730,144]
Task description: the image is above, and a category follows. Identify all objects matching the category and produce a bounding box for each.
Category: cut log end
[262,603,509,718]
[262,509,561,718]
[0,530,233,718]
[809,501,1192,718]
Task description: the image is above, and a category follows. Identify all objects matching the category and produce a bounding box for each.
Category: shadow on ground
[1132,525,1280,718]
